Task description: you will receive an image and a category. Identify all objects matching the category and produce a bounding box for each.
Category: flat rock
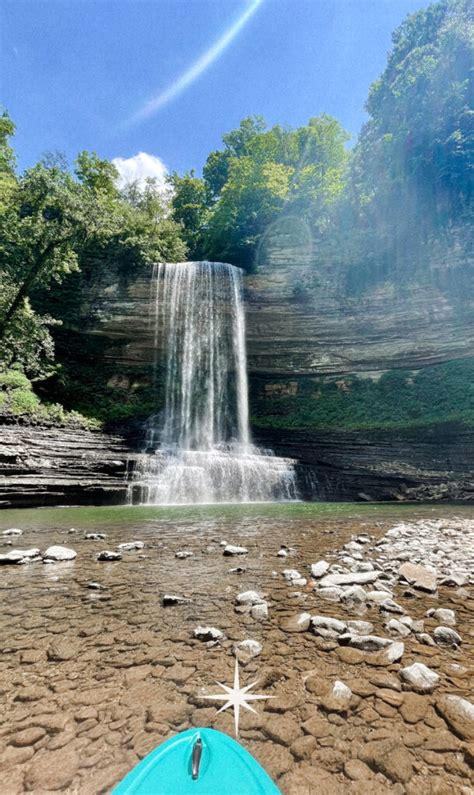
[319,570,380,587]
[175,550,193,559]
[96,550,122,561]
[85,533,107,540]
[118,541,144,551]
[360,740,414,784]
[399,662,440,693]
[48,640,79,661]
[0,548,41,564]
[369,642,405,666]
[435,694,474,740]
[385,618,411,637]
[280,613,311,633]
[223,545,248,556]
[338,633,392,651]
[24,747,79,790]
[398,562,437,592]
[43,545,77,562]
[2,528,22,536]
[162,594,192,606]
[399,692,429,723]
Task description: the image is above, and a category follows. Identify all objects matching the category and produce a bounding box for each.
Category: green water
[0,501,472,532]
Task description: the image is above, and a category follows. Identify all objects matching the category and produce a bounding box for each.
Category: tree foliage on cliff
[170,114,349,268]
[0,128,186,380]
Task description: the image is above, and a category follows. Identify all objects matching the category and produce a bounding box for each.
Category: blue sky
[2,0,429,181]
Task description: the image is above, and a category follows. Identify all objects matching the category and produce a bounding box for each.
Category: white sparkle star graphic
[202,658,273,737]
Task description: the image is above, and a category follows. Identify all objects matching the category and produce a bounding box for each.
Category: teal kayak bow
[112,727,281,794]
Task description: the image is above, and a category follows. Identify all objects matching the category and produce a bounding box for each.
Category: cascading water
[128,261,298,504]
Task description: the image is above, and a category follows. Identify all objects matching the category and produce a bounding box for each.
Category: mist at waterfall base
[128,262,299,505]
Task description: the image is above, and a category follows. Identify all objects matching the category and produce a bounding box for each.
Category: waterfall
[128,261,298,504]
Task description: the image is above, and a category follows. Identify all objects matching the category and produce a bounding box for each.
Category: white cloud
[112,152,169,192]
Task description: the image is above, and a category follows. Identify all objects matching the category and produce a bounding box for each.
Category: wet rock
[43,545,77,563]
[85,532,107,540]
[319,570,380,587]
[320,680,352,713]
[162,594,192,606]
[398,562,437,592]
[439,573,468,587]
[193,626,224,642]
[280,613,311,632]
[282,569,307,586]
[318,586,344,602]
[435,694,474,740]
[433,626,462,647]
[426,607,456,625]
[118,541,145,551]
[2,528,22,536]
[233,639,262,662]
[399,663,440,693]
[24,747,79,791]
[96,550,122,561]
[0,548,41,564]
[311,560,330,578]
[223,545,248,556]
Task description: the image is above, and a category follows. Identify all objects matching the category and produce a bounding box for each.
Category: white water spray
[128,261,298,504]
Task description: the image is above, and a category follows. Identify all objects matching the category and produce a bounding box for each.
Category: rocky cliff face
[0,419,134,508]
[2,233,473,507]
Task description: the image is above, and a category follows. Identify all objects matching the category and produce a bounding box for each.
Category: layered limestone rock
[0,420,135,508]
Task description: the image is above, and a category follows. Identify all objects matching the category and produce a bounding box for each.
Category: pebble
[96,550,122,561]
[193,626,224,642]
[310,560,330,578]
[223,545,248,556]
[399,663,440,693]
[162,594,192,606]
[85,533,107,540]
[118,541,145,551]
[175,550,193,559]
[43,545,77,562]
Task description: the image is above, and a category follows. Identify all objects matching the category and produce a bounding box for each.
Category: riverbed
[0,503,473,794]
